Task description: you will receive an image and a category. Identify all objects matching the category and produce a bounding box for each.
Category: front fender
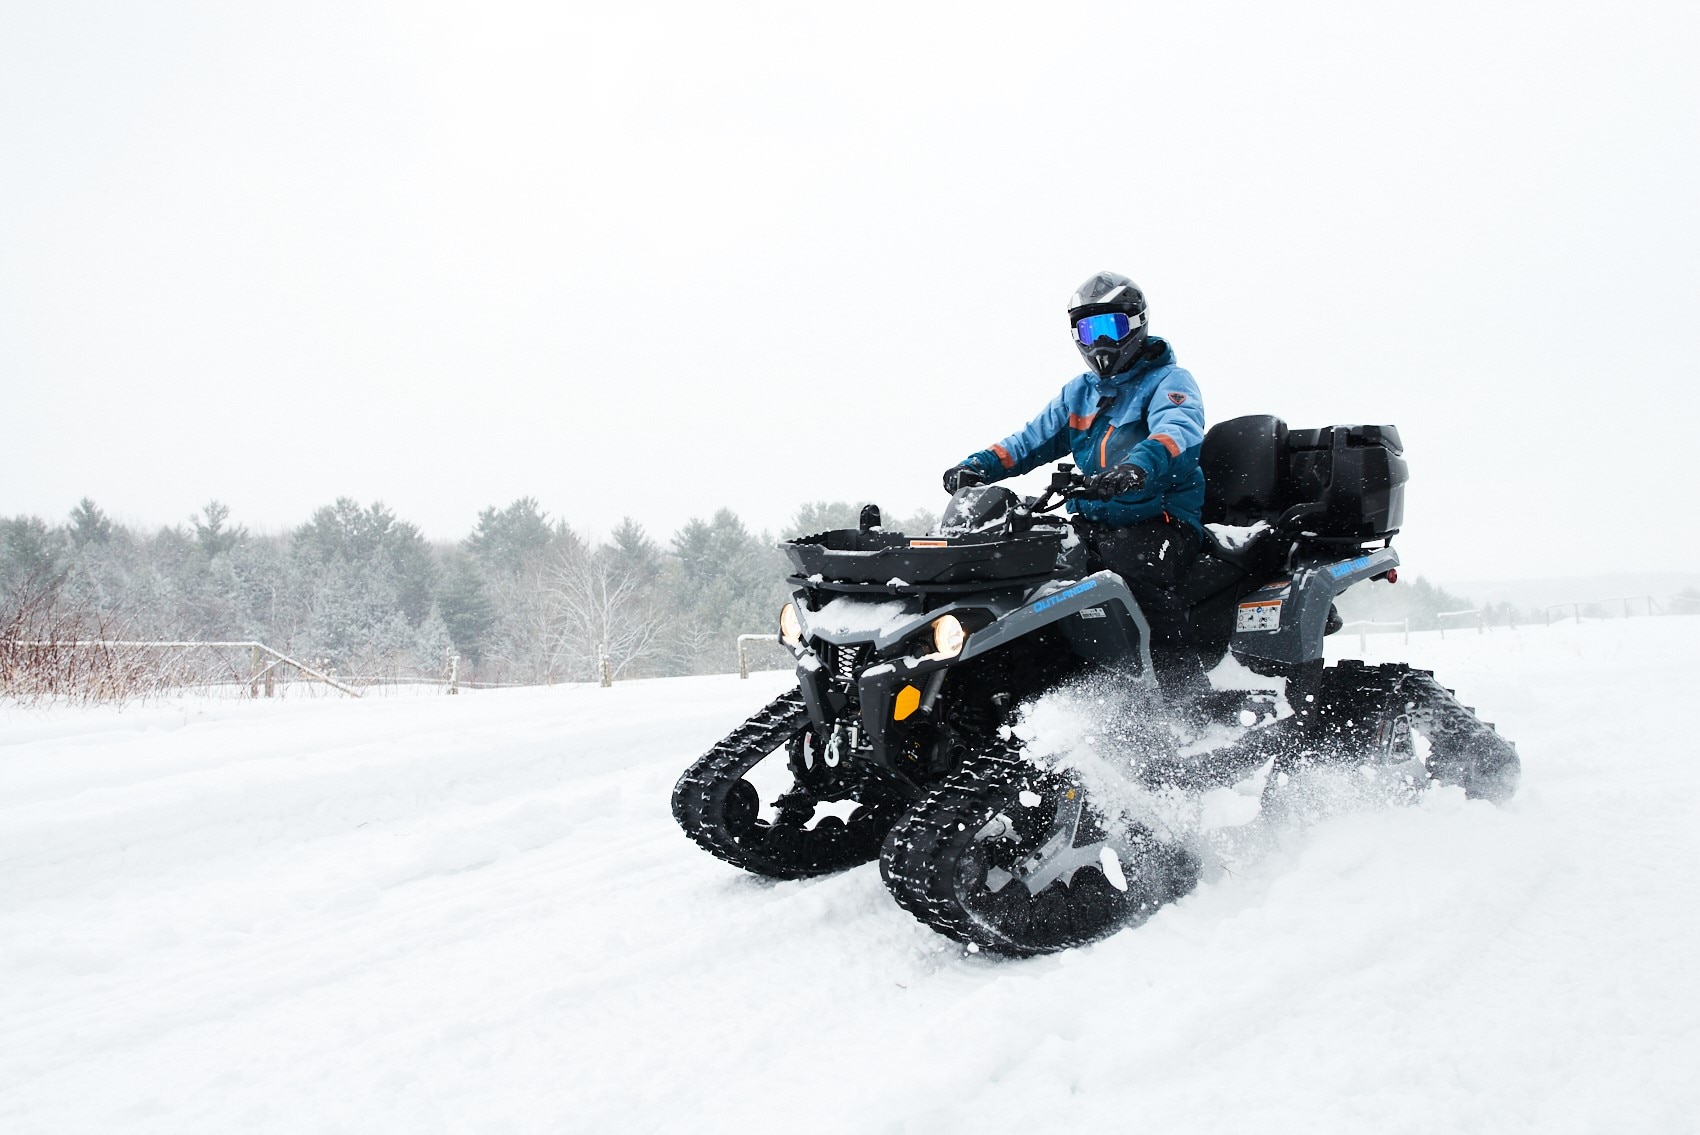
[964,570,1153,675]
[850,571,1155,777]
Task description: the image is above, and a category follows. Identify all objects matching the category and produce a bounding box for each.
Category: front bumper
[795,647,952,774]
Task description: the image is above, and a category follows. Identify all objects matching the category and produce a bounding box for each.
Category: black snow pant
[1080,518,1212,703]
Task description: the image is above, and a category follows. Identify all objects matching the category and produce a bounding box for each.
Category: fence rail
[1435,608,1484,637]
[4,639,365,698]
[1339,618,1409,651]
[1541,595,1660,624]
[737,634,781,679]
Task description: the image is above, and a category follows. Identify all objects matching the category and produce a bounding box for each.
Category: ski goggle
[1073,312,1140,344]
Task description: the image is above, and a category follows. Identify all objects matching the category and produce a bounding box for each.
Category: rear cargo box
[1286,424,1407,541]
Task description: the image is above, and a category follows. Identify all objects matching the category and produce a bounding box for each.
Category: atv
[672,416,1520,956]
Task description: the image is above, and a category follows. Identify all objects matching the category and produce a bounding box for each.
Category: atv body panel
[1229,546,1400,667]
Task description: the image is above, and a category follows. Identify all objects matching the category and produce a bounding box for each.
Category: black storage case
[1200,416,1407,542]
[1287,424,1407,541]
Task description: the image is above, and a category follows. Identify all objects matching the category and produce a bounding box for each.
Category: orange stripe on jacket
[991,443,1015,470]
[1151,433,1180,458]
[1068,412,1096,430]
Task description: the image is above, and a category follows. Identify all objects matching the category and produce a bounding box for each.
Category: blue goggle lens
[1075,312,1134,344]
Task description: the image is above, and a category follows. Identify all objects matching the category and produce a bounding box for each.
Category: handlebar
[1018,464,1333,541]
[1026,463,1100,516]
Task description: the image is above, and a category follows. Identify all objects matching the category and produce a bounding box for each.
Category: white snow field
[4,617,1699,1134]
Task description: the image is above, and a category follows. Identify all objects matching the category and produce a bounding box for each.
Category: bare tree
[477,526,670,684]
[543,541,665,680]
[484,549,577,683]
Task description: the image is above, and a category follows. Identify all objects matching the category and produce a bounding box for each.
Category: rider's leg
[1086,519,1213,703]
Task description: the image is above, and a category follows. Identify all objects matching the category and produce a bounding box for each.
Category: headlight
[779,602,803,647]
[931,614,966,658]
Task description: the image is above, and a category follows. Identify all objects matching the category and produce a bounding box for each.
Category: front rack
[783,527,1064,588]
[786,573,1054,596]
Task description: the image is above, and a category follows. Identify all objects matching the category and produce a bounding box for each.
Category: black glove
[942,464,986,493]
[1085,463,1146,499]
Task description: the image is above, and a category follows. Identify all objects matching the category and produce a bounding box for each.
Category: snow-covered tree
[192,500,247,558]
[465,498,554,578]
[436,551,496,662]
[1334,574,1476,632]
[293,499,437,627]
[667,510,789,674]
[786,500,937,539]
[411,604,456,676]
[0,493,882,685]
[0,516,68,593]
[483,532,586,683]
[68,499,114,547]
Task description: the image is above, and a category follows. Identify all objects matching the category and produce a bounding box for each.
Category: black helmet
[1067,271,1148,380]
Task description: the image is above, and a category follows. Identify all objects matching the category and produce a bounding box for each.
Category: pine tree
[68,499,114,547]
[607,518,662,580]
[785,501,936,538]
[293,499,438,627]
[192,500,247,558]
[668,510,788,673]
[437,552,496,662]
[889,507,939,536]
[787,501,867,537]
[411,603,457,675]
[464,498,554,577]
[0,516,68,592]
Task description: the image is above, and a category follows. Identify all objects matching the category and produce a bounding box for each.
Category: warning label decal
[1236,599,1282,633]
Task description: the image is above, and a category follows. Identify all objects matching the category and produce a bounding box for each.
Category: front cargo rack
[782,527,1063,594]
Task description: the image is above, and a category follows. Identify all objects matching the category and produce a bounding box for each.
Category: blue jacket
[959,338,1207,531]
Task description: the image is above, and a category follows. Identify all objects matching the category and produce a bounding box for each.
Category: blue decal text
[1033,579,1099,614]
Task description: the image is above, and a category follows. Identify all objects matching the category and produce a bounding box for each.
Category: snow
[801,595,914,637]
[4,617,1700,1131]
[1205,520,1270,550]
[936,485,1010,536]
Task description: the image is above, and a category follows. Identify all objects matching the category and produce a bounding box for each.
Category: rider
[941,271,1215,708]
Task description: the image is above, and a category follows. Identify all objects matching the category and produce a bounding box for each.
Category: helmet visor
[1074,312,1136,344]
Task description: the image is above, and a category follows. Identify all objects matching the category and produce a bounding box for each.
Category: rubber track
[1312,660,1520,803]
[880,741,1192,957]
[671,689,811,878]
[671,689,908,880]
[1401,667,1521,803]
[879,739,1032,953]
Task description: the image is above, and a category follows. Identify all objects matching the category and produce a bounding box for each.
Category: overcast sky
[3,1,1697,582]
